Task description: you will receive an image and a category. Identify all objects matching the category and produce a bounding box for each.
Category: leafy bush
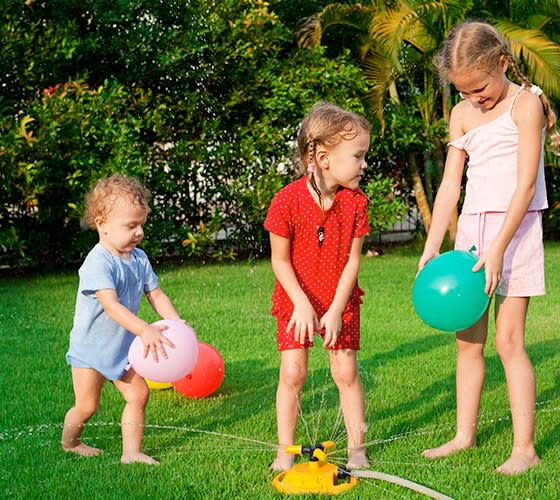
[0,80,150,267]
[0,0,406,268]
[364,173,409,245]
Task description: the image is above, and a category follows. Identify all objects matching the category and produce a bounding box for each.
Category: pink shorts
[455,211,545,297]
[276,308,360,351]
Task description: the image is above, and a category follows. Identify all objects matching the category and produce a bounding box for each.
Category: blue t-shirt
[66,243,159,380]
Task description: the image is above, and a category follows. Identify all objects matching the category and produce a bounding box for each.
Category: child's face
[450,59,508,111]
[323,128,370,190]
[95,196,148,258]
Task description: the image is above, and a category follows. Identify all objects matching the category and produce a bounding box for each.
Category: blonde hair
[296,101,371,176]
[435,20,559,151]
[84,174,151,229]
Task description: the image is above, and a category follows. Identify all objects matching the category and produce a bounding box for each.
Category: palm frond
[297,15,323,48]
[361,48,395,126]
[496,20,560,98]
[403,18,438,53]
[371,3,416,60]
[296,4,374,48]
[510,0,560,25]
[372,1,448,58]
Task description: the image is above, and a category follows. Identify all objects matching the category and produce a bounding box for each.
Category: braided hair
[296,102,371,204]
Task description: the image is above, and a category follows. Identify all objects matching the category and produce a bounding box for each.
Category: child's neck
[308,173,338,209]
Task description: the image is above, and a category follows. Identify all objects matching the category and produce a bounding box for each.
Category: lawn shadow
[149,353,362,457]
[360,332,451,369]
[530,340,560,457]
[363,337,560,455]
[148,357,279,454]
[534,375,560,457]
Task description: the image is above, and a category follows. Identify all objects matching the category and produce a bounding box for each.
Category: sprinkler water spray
[272,440,454,498]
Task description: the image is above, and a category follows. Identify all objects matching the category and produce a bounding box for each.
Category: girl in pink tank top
[418,21,559,476]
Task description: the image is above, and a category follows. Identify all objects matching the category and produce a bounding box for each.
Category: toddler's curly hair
[84,174,151,229]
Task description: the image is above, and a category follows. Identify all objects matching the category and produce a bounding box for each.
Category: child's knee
[495,334,525,360]
[130,385,150,406]
[279,363,307,388]
[121,382,150,407]
[331,365,359,388]
[457,340,484,360]
[75,400,100,419]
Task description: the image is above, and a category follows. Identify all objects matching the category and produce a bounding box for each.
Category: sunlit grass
[1,242,559,498]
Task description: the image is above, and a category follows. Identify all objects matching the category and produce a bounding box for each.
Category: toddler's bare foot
[121,452,159,465]
[496,451,540,476]
[63,442,102,457]
[270,454,294,472]
[422,436,475,459]
[347,448,369,469]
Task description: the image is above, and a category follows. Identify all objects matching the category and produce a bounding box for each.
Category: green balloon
[413,250,490,332]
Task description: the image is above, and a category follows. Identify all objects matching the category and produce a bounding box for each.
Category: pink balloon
[128,320,199,382]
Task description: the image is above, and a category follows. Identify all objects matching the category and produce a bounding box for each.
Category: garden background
[2,0,560,269]
[1,0,560,498]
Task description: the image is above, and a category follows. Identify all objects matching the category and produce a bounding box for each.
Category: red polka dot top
[264,176,369,320]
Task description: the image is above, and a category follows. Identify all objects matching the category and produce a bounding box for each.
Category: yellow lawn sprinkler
[272,441,357,495]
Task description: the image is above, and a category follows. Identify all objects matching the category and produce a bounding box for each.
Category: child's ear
[94,216,105,233]
[316,146,330,169]
[499,55,509,73]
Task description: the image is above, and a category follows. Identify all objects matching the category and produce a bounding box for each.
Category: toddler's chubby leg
[62,367,105,456]
[114,370,159,465]
[272,349,309,472]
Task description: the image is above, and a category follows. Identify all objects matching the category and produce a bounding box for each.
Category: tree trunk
[410,156,431,233]
[388,81,400,105]
[442,83,451,122]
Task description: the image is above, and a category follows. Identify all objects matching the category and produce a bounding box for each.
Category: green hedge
[0,0,369,268]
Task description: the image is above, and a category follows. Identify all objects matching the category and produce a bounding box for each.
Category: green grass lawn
[1,242,559,499]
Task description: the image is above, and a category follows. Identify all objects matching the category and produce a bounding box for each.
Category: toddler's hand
[287,302,319,346]
[139,323,176,362]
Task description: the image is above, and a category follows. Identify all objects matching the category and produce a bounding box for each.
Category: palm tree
[297,0,469,235]
[297,0,560,237]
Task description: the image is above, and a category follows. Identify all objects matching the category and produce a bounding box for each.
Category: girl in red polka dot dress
[265,102,371,471]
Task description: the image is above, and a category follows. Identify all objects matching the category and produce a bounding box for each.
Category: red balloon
[172,342,224,398]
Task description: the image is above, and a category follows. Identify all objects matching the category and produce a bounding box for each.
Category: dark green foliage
[0,0,370,267]
[365,173,409,244]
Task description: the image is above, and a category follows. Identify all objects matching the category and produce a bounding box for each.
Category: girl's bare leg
[423,309,489,459]
[271,349,308,471]
[114,369,158,465]
[494,296,539,475]
[62,367,104,456]
[330,349,368,468]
